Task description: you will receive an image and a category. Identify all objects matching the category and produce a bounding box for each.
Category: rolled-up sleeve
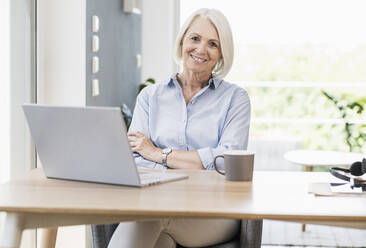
[198,90,251,170]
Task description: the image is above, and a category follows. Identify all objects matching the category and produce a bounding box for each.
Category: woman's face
[181,17,222,76]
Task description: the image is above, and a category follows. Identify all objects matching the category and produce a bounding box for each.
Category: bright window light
[181,0,366,45]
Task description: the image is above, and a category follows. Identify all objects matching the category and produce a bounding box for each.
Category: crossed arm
[128,131,204,170]
[128,86,251,171]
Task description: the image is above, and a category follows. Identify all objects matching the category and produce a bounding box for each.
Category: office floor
[262,220,366,247]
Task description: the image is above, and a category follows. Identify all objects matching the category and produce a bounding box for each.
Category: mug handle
[213,155,225,175]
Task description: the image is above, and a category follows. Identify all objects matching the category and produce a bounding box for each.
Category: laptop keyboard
[139,172,182,185]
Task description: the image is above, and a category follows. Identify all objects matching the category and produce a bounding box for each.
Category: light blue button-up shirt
[129,74,251,170]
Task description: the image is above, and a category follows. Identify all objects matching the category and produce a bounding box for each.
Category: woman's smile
[190,53,208,63]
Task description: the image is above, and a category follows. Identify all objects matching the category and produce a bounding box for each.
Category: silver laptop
[22,104,188,187]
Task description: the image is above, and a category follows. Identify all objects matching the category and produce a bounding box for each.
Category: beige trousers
[108,218,240,248]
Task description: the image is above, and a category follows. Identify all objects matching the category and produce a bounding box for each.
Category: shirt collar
[168,73,222,90]
[167,74,178,87]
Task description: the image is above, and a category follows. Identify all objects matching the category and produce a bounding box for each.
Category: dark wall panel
[86,0,141,110]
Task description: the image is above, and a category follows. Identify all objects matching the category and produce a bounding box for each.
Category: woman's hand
[128,131,161,162]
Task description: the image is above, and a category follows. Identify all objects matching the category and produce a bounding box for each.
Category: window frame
[9,0,37,246]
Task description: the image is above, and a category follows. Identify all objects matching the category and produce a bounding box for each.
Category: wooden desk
[1,169,366,248]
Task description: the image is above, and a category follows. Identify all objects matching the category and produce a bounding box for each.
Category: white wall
[0,0,10,240]
[141,0,180,83]
[37,0,86,106]
[37,1,87,247]
[0,0,10,184]
[10,0,36,178]
[8,0,37,247]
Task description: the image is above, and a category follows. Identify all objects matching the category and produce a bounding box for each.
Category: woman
[108,8,251,248]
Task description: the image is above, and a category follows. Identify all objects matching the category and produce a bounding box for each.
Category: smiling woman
[107,8,257,248]
[181,18,222,79]
[174,8,233,79]
[177,17,222,103]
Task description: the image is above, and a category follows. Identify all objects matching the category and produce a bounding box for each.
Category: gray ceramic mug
[213,150,255,181]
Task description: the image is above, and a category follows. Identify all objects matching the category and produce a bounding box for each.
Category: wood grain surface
[0,169,365,222]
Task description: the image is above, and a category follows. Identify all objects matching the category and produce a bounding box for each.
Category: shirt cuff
[198,147,214,170]
[134,154,157,169]
[134,154,168,169]
[154,163,168,169]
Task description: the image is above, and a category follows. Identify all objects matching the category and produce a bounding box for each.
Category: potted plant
[322,90,366,152]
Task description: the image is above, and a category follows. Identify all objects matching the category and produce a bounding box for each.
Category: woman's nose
[195,42,207,54]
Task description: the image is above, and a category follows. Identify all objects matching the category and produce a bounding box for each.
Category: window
[181,0,366,154]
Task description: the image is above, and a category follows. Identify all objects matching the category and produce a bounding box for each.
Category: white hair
[173,8,234,78]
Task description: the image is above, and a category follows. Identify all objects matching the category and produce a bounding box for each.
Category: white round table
[284,149,365,232]
[284,149,365,171]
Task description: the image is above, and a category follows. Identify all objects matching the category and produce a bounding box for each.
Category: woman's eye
[210,42,218,48]
[191,36,200,41]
